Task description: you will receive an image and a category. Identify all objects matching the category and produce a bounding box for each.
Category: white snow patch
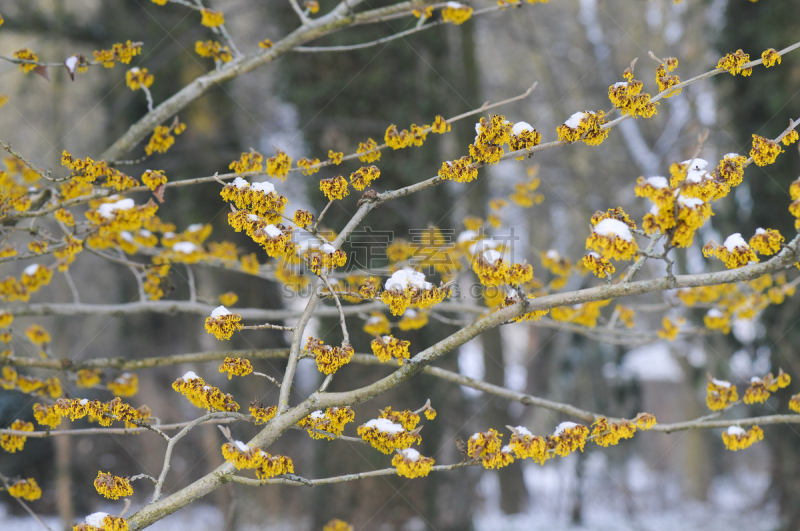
[182,371,199,380]
[172,241,198,254]
[85,513,110,527]
[645,176,669,189]
[724,233,748,252]
[232,177,250,189]
[398,448,421,461]
[564,111,587,129]
[726,425,746,436]
[64,56,79,73]
[364,418,404,434]
[593,218,633,242]
[210,306,231,318]
[621,342,683,382]
[264,225,283,238]
[252,181,275,195]
[512,121,533,135]
[97,198,135,219]
[554,421,578,437]
[23,264,41,276]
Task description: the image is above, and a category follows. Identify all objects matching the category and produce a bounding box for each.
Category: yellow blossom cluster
[742,369,791,404]
[656,316,683,340]
[441,2,473,24]
[717,49,752,76]
[200,8,225,27]
[293,209,314,228]
[320,176,349,200]
[608,77,657,118]
[195,40,232,62]
[370,335,411,364]
[392,448,435,478]
[306,337,354,375]
[585,209,638,261]
[77,369,102,389]
[171,371,239,412]
[328,150,344,165]
[363,312,390,336]
[296,157,321,175]
[221,440,294,480]
[52,397,149,428]
[749,228,784,255]
[721,425,763,451]
[507,427,548,465]
[438,156,478,183]
[431,115,450,134]
[350,165,380,191]
[384,123,428,150]
[357,138,381,163]
[379,406,421,431]
[297,407,355,439]
[1,367,62,398]
[357,417,421,454]
[469,115,512,164]
[467,429,515,469]
[398,309,428,330]
[156,122,186,155]
[655,59,681,97]
[357,277,379,301]
[8,478,42,501]
[1,419,33,452]
[13,48,39,73]
[141,169,167,191]
[703,233,758,269]
[73,513,129,531]
[204,306,243,340]
[300,243,347,274]
[249,398,277,425]
[229,151,264,174]
[21,264,54,295]
[591,417,637,447]
[323,520,354,531]
[789,394,800,414]
[616,305,635,328]
[380,271,450,316]
[557,110,608,146]
[221,177,288,223]
[219,357,253,379]
[582,252,615,279]
[550,300,611,328]
[33,403,62,429]
[266,150,292,179]
[472,252,533,287]
[93,40,142,68]
[125,67,154,90]
[762,48,781,68]
[783,130,799,146]
[750,134,783,166]
[94,471,133,500]
[706,377,738,411]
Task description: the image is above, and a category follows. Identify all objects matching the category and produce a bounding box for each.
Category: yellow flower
[617,305,635,328]
[392,448,435,478]
[249,398,277,425]
[14,48,39,73]
[259,39,273,50]
[320,176,349,201]
[431,115,450,133]
[706,377,738,411]
[145,126,176,155]
[585,218,638,261]
[107,373,138,397]
[204,306,243,340]
[229,151,264,175]
[608,79,658,118]
[591,417,637,447]
[656,316,681,341]
[33,403,61,429]
[0,310,13,329]
[1,419,34,453]
[583,252,615,278]
[219,357,253,379]
[298,407,355,439]
[557,111,609,146]
[297,157,321,175]
[702,234,758,269]
[9,478,42,501]
[634,412,657,429]
[398,309,428,331]
[200,8,225,27]
[172,371,239,412]
[76,369,102,389]
[441,2,473,24]
[306,338,354,375]
[703,309,730,333]
[363,312,391,335]
[750,134,783,166]
[25,323,51,346]
[21,264,53,294]
[218,291,238,306]
[350,165,380,191]
[721,425,763,451]
[93,41,142,68]
[94,471,133,500]
[717,49,750,75]
[141,169,167,190]
[549,422,589,457]
[761,48,781,67]
[195,40,232,62]
[380,269,450,315]
[370,335,411,364]
[438,156,478,183]
[323,520,354,531]
[782,129,799,146]
[749,228,783,255]
[789,394,800,414]
[304,0,320,13]
[125,67,154,90]
[508,426,549,465]
[655,62,681,97]
[357,138,381,163]
[358,418,421,454]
